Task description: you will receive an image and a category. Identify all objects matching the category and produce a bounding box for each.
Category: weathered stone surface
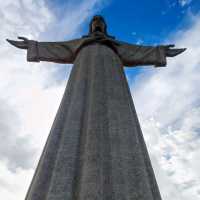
[25,43,162,200]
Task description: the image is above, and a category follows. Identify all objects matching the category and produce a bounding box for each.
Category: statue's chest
[75,43,121,67]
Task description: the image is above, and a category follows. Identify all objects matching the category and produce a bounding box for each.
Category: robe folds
[25,38,165,200]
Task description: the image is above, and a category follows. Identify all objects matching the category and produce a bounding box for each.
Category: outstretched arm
[7,36,82,64]
[116,42,186,67]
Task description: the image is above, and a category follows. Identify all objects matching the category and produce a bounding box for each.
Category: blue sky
[49,0,200,43]
[0,0,200,200]
[98,0,200,43]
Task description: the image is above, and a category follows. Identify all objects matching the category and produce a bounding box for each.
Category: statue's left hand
[163,44,186,57]
[6,36,29,49]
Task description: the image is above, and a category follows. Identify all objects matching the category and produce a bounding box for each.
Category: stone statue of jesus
[7,15,185,200]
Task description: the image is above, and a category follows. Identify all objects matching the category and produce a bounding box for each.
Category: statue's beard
[92,24,106,33]
[94,26,103,32]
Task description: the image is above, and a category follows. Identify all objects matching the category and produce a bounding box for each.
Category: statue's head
[89,15,107,34]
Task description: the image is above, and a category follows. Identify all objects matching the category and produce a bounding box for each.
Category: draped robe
[25,37,166,200]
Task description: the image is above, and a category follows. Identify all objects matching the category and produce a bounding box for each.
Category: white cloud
[0,161,34,200]
[0,0,107,199]
[130,14,200,200]
[43,0,109,40]
[179,0,193,7]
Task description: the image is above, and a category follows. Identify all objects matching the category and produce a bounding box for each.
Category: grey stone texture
[25,43,163,200]
[6,15,186,200]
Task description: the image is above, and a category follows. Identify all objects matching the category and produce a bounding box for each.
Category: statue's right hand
[6,36,29,49]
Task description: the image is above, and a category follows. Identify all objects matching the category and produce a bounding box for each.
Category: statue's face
[91,16,106,33]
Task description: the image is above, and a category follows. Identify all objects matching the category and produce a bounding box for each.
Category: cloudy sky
[0,0,200,199]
